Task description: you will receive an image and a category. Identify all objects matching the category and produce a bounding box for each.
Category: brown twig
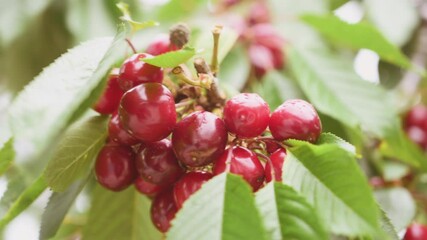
[194,57,226,108]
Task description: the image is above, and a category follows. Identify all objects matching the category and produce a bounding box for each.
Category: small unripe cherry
[118,53,163,91]
[134,177,164,198]
[404,223,427,240]
[95,144,137,191]
[213,146,265,191]
[151,189,178,233]
[172,111,227,167]
[265,148,286,182]
[269,99,322,143]
[223,93,270,138]
[173,171,213,209]
[119,83,176,143]
[135,139,184,186]
[93,70,124,114]
[108,113,139,146]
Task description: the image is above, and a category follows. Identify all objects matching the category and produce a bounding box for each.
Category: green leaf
[141,46,197,68]
[44,116,108,192]
[0,138,14,175]
[378,207,399,240]
[82,184,161,240]
[168,173,267,240]
[283,142,381,237]
[255,182,328,240]
[316,132,356,154]
[382,161,410,182]
[116,2,159,32]
[288,46,425,168]
[155,0,208,22]
[328,0,349,10]
[8,25,127,165]
[363,0,420,47]
[374,187,416,232]
[39,178,88,240]
[300,14,412,70]
[0,174,47,229]
[218,46,250,91]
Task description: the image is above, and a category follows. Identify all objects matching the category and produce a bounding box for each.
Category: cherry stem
[225,143,235,173]
[172,66,212,89]
[256,152,276,182]
[210,25,222,76]
[194,57,226,107]
[125,38,137,54]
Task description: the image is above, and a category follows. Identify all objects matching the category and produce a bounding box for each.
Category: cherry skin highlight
[135,139,184,186]
[213,146,265,191]
[134,176,164,198]
[404,223,427,240]
[223,93,270,138]
[95,144,137,191]
[265,148,286,182]
[118,53,163,91]
[119,83,177,143]
[269,99,322,143]
[173,171,213,209]
[108,113,139,146]
[93,70,124,114]
[151,189,178,233]
[172,111,227,167]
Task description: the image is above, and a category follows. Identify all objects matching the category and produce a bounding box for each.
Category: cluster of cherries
[92,29,321,233]
[404,105,427,151]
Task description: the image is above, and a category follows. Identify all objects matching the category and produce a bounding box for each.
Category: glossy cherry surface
[135,139,184,186]
[265,148,286,182]
[213,146,264,191]
[404,223,427,240]
[134,176,164,198]
[269,99,322,142]
[108,113,139,146]
[223,93,270,138]
[151,189,178,233]
[93,71,124,114]
[119,83,176,142]
[172,111,227,167]
[146,34,178,56]
[118,53,163,91]
[173,171,213,209]
[95,144,136,191]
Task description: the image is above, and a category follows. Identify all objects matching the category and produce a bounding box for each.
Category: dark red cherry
[135,139,184,186]
[404,223,427,240]
[213,146,264,191]
[151,189,178,233]
[146,34,178,56]
[405,105,427,130]
[118,53,163,91]
[265,148,286,182]
[95,144,136,191]
[173,171,213,209]
[172,111,228,167]
[134,177,164,198]
[223,93,270,138]
[251,24,284,51]
[264,139,280,154]
[108,113,139,146]
[119,83,176,142]
[269,99,322,143]
[93,70,124,114]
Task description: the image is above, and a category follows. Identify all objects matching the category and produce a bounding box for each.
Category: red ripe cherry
[151,189,178,233]
[93,70,124,114]
[251,24,284,51]
[405,105,427,130]
[172,111,228,167]
[119,83,176,142]
[213,146,264,191]
[118,53,163,91]
[406,126,427,150]
[265,148,286,182]
[404,223,427,240]
[108,113,139,146]
[135,139,184,186]
[134,177,164,198]
[173,171,213,209]
[146,34,178,56]
[95,144,136,191]
[269,99,322,143]
[247,1,270,26]
[223,93,270,138]
[249,44,274,78]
